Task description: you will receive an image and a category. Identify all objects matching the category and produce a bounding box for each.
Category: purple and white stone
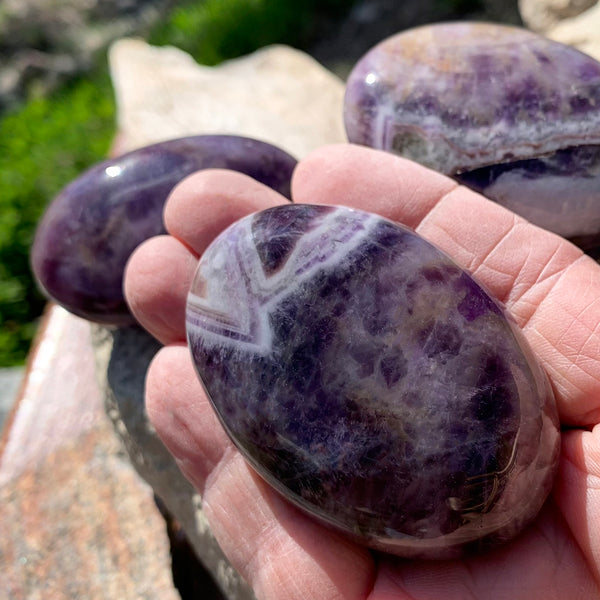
[186,203,560,558]
[344,23,600,252]
[31,135,296,324]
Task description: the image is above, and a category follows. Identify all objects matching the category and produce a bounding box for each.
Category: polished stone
[186,204,560,558]
[31,135,296,324]
[344,22,600,250]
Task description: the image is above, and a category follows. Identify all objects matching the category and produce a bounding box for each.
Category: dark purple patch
[456,273,502,322]
[252,204,335,275]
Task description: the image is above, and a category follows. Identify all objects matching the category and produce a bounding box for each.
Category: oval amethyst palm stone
[31,135,296,324]
[344,22,600,252]
[186,204,560,558]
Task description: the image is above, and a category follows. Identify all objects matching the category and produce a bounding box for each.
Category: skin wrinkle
[411,182,461,230]
[467,215,522,277]
[578,302,600,356]
[558,443,600,585]
[516,265,571,331]
[526,240,570,288]
[500,232,562,307]
[386,563,481,600]
[241,508,283,592]
[472,262,514,297]
[251,534,343,600]
[539,347,589,418]
[201,450,375,600]
[463,562,485,600]
[555,297,600,363]
[575,338,600,381]
[530,326,600,425]
[511,298,539,330]
[531,514,567,574]
[190,427,238,499]
[391,174,459,231]
[151,392,204,469]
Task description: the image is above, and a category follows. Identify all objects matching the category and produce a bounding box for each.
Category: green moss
[0,69,115,366]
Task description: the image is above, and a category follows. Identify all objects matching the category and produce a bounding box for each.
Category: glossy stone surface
[344,22,600,250]
[186,204,560,558]
[31,135,296,324]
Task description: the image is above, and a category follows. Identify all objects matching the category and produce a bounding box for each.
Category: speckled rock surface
[1,306,180,600]
[186,204,560,559]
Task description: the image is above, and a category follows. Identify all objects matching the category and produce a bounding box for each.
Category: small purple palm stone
[186,203,560,559]
[344,22,600,253]
[31,135,296,324]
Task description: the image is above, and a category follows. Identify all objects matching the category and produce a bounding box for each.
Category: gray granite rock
[94,324,255,600]
[0,367,24,434]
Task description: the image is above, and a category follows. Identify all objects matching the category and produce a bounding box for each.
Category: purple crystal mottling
[344,23,600,248]
[31,135,297,324]
[186,204,560,559]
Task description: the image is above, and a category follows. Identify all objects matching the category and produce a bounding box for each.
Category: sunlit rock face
[31,135,296,324]
[344,22,600,253]
[186,203,560,559]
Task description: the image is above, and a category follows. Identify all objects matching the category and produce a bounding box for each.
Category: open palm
[124,144,600,599]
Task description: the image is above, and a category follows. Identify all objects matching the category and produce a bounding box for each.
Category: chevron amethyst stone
[344,22,600,253]
[186,204,560,558]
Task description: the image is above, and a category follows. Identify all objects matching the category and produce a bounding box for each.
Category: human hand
[124,144,600,599]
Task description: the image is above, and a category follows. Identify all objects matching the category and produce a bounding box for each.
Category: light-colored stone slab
[546,1,600,61]
[109,39,347,158]
[518,0,597,32]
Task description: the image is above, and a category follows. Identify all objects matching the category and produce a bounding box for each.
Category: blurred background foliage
[0,72,116,365]
[0,0,515,366]
[0,0,362,366]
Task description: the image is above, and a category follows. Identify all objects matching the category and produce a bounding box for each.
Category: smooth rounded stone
[186,203,560,559]
[31,135,297,325]
[344,22,600,250]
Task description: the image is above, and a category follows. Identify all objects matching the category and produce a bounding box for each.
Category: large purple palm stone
[186,204,560,558]
[344,23,600,252]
